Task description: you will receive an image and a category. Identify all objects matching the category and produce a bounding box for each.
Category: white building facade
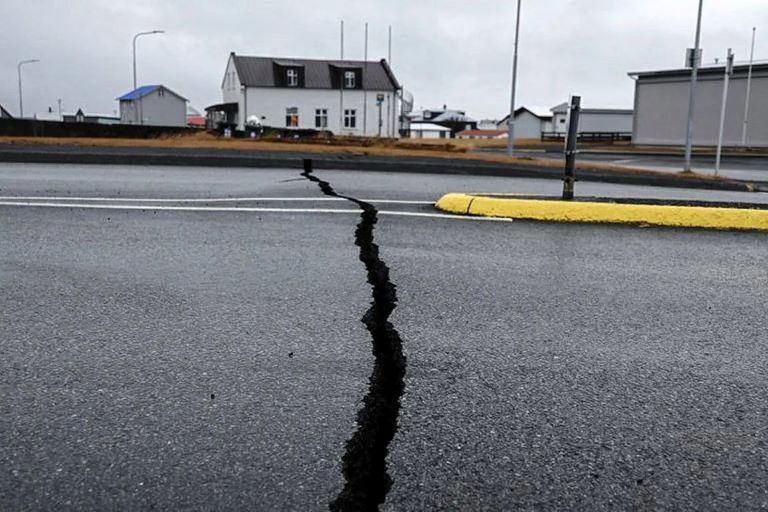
[630,63,768,147]
[220,53,401,137]
[550,102,633,134]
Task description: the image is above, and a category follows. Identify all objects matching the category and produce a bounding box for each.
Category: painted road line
[0,201,513,222]
[435,193,768,231]
[0,196,435,205]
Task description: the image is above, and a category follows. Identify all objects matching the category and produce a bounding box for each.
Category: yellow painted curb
[435,193,768,232]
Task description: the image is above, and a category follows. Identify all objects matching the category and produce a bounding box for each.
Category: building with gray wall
[118,85,187,126]
[630,63,768,147]
[550,102,633,134]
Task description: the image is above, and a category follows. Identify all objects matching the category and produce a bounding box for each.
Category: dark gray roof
[231,54,400,91]
[0,103,12,119]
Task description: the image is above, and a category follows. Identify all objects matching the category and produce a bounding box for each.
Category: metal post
[684,0,704,172]
[132,30,164,125]
[57,99,62,121]
[741,27,756,147]
[562,96,581,200]
[715,49,734,175]
[17,59,39,118]
[363,22,368,137]
[378,100,383,137]
[339,20,344,134]
[507,0,522,156]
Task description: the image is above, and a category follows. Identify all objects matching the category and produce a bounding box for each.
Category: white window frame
[344,109,357,129]
[344,71,356,89]
[315,108,328,129]
[286,107,299,127]
[287,69,299,87]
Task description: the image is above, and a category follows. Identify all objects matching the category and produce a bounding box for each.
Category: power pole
[339,20,345,134]
[715,49,734,175]
[684,0,704,172]
[507,0,522,156]
[363,22,368,137]
[741,27,757,147]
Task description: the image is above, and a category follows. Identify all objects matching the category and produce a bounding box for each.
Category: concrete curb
[435,193,768,232]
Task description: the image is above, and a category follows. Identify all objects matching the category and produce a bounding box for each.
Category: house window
[286,107,299,127]
[287,69,299,87]
[344,109,356,129]
[158,88,165,97]
[315,108,328,129]
[344,71,356,89]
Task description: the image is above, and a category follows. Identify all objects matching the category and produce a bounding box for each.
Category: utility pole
[57,99,62,121]
[715,49,734,175]
[741,27,757,147]
[507,0,522,156]
[684,0,704,172]
[339,20,345,134]
[363,22,368,137]
[17,59,40,118]
[562,96,581,200]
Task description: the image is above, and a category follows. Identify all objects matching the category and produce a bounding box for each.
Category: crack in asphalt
[300,159,407,512]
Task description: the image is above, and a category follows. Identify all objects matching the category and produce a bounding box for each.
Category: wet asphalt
[2,163,768,510]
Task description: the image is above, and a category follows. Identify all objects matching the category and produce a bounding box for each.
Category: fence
[541,131,632,144]
[0,118,196,138]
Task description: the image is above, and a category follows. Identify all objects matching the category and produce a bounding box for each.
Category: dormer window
[344,71,356,89]
[287,69,299,87]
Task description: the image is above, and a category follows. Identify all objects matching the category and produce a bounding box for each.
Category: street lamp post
[132,30,164,90]
[507,0,522,157]
[741,27,757,147]
[17,59,40,118]
[683,0,704,172]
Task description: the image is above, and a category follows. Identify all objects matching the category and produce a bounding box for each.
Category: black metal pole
[562,95,581,200]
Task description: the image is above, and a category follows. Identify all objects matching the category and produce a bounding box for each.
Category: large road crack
[300,159,407,512]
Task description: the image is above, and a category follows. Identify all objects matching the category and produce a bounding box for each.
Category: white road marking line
[0,196,435,205]
[0,201,514,222]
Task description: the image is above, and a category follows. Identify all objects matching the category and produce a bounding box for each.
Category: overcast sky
[1,0,766,119]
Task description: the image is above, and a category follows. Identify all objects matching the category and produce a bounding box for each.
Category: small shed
[118,85,188,126]
[408,122,453,139]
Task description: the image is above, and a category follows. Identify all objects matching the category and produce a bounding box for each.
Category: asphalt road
[2,163,768,510]
[479,148,768,182]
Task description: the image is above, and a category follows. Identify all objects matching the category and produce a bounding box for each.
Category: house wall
[633,71,768,147]
[120,89,187,126]
[409,129,449,139]
[552,110,632,134]
[513,111,545,139]
[242,87,399,136]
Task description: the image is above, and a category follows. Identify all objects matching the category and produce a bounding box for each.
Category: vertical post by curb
[562,96,581,201]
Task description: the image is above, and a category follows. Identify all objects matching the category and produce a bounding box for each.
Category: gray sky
[1,0,766,120]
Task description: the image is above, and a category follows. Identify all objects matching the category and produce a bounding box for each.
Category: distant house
[408,108,477,138]
[408,122,453,139]
[62,108,120,125]
[550,102,633,134]
[0,104,12,119]
[497,106,554,139]
[457,129,507,140]
[213,52,402,136]
[118,85,188,126]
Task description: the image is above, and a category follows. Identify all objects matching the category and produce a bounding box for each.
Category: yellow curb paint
[435,193,768,232]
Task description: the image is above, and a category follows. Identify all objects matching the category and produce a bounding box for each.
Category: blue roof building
[118,84,187,126]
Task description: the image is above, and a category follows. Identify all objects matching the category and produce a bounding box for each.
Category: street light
[17,59,40,118]
[683,0,704,172]
[507,0,522,157]
[132,30,164,90]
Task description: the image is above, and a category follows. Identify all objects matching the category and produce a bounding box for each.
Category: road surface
[2,163,768,510]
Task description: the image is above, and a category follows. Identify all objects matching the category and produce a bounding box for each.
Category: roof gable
[0,103,12,119]
[231,55,399,91]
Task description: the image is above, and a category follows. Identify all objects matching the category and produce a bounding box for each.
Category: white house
[118,85,188,126]
[497,106,554,139]
[408,123,453,139]
[218,53,401,137]
[550,102,633,134]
